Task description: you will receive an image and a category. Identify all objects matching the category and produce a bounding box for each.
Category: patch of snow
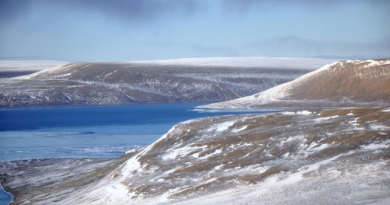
[314,115,339,122]
[370,124,389,131]
[162,146,201,161]
[241,142,252,147]
[253,83,289,101]
[232,125,247,133]
[364,59,390,68]
[198,148,223,160]
[296,111,312,115]
[348,118,364,131]
[156,179,165,183]
[204,178,217,184]
[214,164,223,170]
[119,126,181,176]
[283,135,305,143]
[216,121,235,132]
[308,144,329,152]
[207,120,238,132]
[105,70,118,77]
[192,108,219,113]
[104,183,133,202]
[282,111,312,115]
[249,151,348,196]
[121,155,142,175]
[381,108,390,113]
[361,140,390,150]
[125,149,136,154]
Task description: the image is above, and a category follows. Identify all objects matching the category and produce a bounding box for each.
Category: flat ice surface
[0,60,68,71]
[132,57,338,69]
[0,103,277,161]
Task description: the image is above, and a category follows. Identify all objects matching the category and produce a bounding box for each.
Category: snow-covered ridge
[131,57,339,69]
[200,59,390,108]
[81,107,390,204]
[6,107,386,204]
[23,57,335,79]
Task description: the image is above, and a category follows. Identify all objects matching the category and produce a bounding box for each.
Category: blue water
[0,103,279,205]
[0,183,12,205]
[0,103,279,161]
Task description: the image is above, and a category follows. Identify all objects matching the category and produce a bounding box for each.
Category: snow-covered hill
[2,107,389,204]
[0,58,327,106]
[200,59,390,108]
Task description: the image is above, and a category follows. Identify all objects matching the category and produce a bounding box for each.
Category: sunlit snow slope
[201,59,390,108]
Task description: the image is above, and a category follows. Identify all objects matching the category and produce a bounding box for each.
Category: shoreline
[0,180,13,205]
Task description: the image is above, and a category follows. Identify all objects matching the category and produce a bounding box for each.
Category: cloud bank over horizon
[0,0,389,61]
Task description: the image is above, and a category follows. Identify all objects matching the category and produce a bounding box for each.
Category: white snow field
[132,57,338,69]
[0,60,68,72]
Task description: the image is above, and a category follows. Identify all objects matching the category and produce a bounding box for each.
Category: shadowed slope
[0,62,309,107]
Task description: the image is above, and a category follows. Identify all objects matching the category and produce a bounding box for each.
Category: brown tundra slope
[2,107,390,204]
[200,59,390,108]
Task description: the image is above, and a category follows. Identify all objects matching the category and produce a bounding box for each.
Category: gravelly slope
[2,107,389,204]
[201,59,390,108]
[0,63,309,106]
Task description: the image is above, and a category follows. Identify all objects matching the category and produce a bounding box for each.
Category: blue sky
[0,0,389,61]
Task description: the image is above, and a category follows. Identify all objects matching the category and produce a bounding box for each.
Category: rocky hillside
[200,59,390,108]
[2,107,389,204]
[0,62,312,107]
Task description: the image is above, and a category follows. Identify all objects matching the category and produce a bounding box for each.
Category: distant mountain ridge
[200,59,390,108]
[0,58,329,107]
